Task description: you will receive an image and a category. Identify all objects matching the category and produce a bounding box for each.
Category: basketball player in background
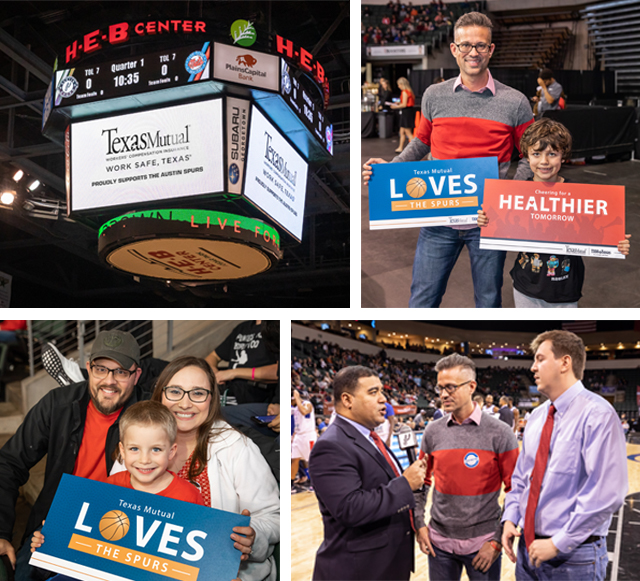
[291,389,317,493]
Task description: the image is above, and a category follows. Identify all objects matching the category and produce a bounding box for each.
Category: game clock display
[54,42,211,107]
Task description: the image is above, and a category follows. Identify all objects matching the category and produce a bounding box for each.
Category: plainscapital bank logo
[231,20,256,47]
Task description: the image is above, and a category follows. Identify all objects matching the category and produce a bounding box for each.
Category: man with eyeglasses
[363,11,534,308]
[0,330,147,581]
[414,354,519,580]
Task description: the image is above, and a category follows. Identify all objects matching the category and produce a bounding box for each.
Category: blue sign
[30,474,249,581]
[368,157,499,229]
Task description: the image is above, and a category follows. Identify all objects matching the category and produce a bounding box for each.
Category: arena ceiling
[0,0,349,307]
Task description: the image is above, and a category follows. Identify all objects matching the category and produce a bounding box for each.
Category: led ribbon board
[69,99,224,213]
[29,474,248,581]
[244,105,308,241]
[54,43,211,108]
[98,209,282,280]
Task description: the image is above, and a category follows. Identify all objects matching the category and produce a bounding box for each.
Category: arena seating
[582,0,640,95]
[491,27,571,69]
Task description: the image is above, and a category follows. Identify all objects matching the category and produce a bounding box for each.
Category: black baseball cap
[90,330,140,369]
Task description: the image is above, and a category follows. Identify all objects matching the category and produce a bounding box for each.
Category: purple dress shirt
[503,381,628,553]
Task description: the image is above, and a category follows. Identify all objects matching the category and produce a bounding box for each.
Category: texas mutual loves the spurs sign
[368,157,499,229]
[30,474,249,581]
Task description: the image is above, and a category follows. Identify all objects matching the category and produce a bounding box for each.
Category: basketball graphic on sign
[406,178,427,198]
[99,510,130,541]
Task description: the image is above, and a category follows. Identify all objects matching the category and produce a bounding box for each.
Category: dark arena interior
[0,1,349,307]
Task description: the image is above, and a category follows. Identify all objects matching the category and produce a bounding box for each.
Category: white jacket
[112,421,279,581]
[206,421,280,581]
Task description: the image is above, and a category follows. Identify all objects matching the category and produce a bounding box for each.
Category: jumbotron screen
[69,99,224,213]
[244,105,308,241]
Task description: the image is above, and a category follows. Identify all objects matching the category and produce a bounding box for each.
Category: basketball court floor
[292,440,640,581]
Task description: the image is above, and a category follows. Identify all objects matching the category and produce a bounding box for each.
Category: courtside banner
[479,179,626,259]
[30,474,249,581]
[368,157,499,229]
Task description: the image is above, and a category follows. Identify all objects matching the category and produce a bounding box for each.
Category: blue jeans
[516,536,607,580]
[409,226,506,308]
[429,543,502,581]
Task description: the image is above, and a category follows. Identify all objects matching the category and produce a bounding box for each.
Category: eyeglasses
[454,42,491,54]
[163,386,211,403]
[90,364,135,381]
[435,380,472,395]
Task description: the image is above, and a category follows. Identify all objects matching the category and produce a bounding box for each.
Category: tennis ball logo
[406,178,427,198]
[99,510,130,541]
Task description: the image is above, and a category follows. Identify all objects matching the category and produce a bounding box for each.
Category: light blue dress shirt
[503,380,628,553]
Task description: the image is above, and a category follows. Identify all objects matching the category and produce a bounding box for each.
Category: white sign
[226,97,249,195]
[0,270,11,307]
[244,106,308,241]
[213,43,279,91]
[70,100,224,213]
[367,45,425,57]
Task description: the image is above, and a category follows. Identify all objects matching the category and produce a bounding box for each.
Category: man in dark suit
[498,396,514,428]
[309,365,427,581]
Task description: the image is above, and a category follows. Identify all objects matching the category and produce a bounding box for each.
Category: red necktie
[370,431,415,531]
[524,404,556,551]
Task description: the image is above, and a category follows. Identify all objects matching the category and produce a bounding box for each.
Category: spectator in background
[0,321,26,343]
[432,398,444,420]
[375,400,397,446]
[532,68,563,117]
[498,396,514,428]
[378,78,393,111]
[316,416,328,435]
[507,396,520,434]
[390,77,416,153]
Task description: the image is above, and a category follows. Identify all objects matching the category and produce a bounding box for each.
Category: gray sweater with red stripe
[393,76,534,181]
[414,411,519,542]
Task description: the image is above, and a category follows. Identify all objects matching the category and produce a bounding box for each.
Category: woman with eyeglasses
[113,355,280,581]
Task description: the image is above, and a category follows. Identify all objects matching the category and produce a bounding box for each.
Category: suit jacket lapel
[334,416,398,480]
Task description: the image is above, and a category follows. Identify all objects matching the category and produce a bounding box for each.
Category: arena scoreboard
[54,43,211,107]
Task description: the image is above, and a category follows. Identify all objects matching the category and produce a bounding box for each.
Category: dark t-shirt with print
[509,177,584,303]
[215,321,278,404]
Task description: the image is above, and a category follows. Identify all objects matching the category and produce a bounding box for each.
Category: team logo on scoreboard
[281,61,292,95]
[57,75,79,99]
[326,125,333,154]
[185,51,208,75]
[229,163,240,185]
[230,20,256,47]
